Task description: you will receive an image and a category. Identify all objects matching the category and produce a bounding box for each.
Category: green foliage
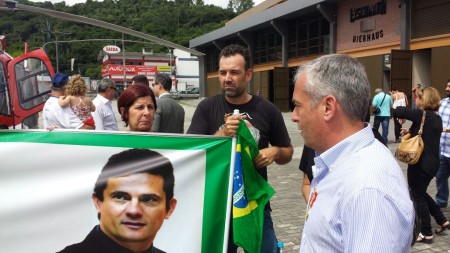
[1,0,237,77]
[228,0,255,14]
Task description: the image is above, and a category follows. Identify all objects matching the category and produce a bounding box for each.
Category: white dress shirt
[92,94,119,131]
[43,96,84,129]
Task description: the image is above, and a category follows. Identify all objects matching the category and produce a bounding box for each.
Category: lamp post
[42,30,71,73]
[54,31,71,73]
[122,33,126,89]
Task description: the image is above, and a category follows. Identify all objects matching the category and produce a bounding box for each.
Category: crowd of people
[6,44,450,252]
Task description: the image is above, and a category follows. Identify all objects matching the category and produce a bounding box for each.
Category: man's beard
[223,83,245,98]
[447,91,450,98]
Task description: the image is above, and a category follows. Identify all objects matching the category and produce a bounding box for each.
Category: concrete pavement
[113,97,450,252]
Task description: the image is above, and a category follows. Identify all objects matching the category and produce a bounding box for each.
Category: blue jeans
[228,209,277,253]
[373,116,390,144]
[436,155,450,207]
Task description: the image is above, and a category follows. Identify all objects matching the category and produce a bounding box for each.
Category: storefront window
[288,12,330,59]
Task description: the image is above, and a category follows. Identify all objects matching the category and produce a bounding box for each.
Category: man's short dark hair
[93,148,175,210]
[154,74,172,91]
[132,75,150,87]
[218,44,251,70]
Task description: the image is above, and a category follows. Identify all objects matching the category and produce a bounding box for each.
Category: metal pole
[55,33,59,72]
[169,48,172,74]
[122,33,126,89]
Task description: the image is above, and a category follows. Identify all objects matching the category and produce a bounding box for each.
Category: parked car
[189,87,199,94]
[177,87,199,99]
[170,89,179,99]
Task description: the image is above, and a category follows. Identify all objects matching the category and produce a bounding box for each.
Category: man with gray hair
[92,78,119,131]
[291,54,414,252]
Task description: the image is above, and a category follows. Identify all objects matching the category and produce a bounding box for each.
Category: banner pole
[223,136,237,253]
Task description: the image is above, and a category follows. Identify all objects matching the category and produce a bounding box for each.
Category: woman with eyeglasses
[117,84,157,132]
[393,87,449,244]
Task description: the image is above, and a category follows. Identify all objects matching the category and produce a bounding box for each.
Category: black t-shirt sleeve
[299,145,314,182]
[187,99,210,134]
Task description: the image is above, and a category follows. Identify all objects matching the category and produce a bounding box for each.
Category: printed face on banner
[1,132,231,253]
[93,173,176,249]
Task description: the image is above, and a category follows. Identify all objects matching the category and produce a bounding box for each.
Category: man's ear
[323,95,337,121]
[245,68,253,83]
[92,193,102,212]
[165,198,177,219]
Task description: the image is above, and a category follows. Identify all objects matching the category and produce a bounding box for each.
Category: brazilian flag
[233,121,275,253]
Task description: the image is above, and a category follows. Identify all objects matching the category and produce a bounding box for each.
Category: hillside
[0,0,237,77]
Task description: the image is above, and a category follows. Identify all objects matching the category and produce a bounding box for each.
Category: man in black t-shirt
[188,44,293,253]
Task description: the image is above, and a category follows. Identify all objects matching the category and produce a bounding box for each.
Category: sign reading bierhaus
[337,0,400,52]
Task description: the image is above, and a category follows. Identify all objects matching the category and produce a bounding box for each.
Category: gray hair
[294,54,370,121]
[97,78,115,93]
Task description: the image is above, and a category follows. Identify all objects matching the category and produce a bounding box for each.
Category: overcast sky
[30,0,265,8]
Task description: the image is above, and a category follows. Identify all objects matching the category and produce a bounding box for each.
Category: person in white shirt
[92,78,119,131]
[43,73,89,130]
[292,54,414,252]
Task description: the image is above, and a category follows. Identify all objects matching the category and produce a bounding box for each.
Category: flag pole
[223,109,240,253]
[224,136,237,253]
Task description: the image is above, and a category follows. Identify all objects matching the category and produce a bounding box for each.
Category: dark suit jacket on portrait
[152,95,185,133]
[57,225,166,253]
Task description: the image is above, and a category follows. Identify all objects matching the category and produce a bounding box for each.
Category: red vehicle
[0,36,55,128]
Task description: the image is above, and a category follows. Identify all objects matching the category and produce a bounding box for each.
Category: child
[59,75,96,129]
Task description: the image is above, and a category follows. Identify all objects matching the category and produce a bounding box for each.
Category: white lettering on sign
[103,45,121,54]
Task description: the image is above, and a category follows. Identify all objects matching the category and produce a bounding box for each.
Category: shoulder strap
[380,94,386,106]
[418,110,426,137]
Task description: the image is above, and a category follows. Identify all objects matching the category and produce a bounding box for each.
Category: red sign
[103,64,157,76]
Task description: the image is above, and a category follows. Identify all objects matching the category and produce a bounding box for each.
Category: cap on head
[52,73,69,88]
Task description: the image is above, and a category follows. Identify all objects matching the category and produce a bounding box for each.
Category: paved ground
[115,97,450,252]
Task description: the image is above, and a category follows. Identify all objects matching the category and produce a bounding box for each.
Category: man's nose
[126,199,143,217]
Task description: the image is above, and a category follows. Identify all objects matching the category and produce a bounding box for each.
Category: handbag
[394,111,426,165]
[372,94,386,114]
[372,106,381,114]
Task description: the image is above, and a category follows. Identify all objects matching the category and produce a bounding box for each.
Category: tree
[227,0,254,14]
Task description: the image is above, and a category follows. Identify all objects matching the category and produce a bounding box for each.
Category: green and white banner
[0,130,234,253]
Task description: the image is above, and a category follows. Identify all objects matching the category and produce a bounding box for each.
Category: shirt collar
[158,93,171,98]
[96,94,111,104]
[313,124,374,178]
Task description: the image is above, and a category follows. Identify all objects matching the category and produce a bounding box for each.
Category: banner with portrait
[0,130,234,253]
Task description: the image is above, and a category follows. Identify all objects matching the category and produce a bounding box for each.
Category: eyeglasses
[152,82,160,87]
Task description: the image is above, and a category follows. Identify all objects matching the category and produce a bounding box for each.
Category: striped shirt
[299,125,414,253]
[439,97,450,157]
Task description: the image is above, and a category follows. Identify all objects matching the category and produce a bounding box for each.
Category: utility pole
[42,24,71,73]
